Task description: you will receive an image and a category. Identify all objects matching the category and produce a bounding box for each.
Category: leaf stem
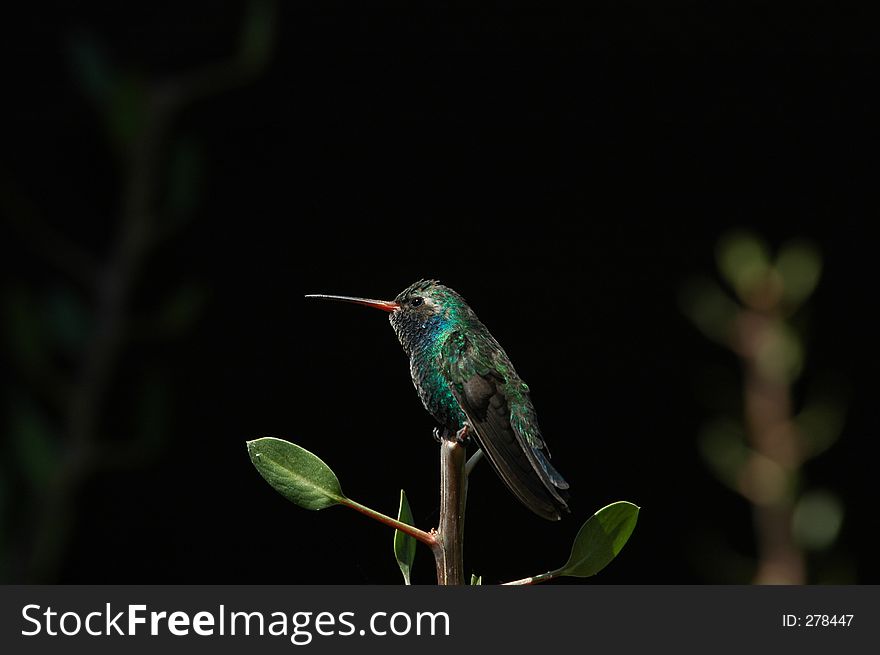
[465,448,483,476]
[501,569,561,586]
[341,497,437,547]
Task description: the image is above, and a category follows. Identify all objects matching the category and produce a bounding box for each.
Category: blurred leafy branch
[680,230,847,583]
[246,437,639,585]
[0,1,277,582]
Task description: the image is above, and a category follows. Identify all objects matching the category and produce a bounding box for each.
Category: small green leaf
[716,230,771,301]
[792,490,844,551]
[678,276,738,344]
[698,418,748,490]
[470,574,482,585]
[797,400,846,458]
[776,240,822,307]
[559,501,639,578]
[247,438,344,510]
[393,490,416,585]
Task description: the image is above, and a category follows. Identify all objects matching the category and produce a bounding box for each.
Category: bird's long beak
[305,294,400,313]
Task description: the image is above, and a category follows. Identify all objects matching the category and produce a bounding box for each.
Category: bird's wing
[441,331,569,521]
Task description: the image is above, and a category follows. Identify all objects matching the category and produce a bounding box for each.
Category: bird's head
[306,279,471,355]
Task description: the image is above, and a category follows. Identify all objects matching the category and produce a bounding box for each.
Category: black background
[1,1,875,584]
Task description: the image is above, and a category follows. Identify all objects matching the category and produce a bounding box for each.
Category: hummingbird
[306,279,570,521]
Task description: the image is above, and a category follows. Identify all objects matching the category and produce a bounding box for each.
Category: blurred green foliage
[793,490,844,552]
[697,417,749,492]
[4,286,50,376]
[69,34,147,152]
[682,229,847,583]
[0,0,276,582]
[797,400,847,460]
[10,399,60,489]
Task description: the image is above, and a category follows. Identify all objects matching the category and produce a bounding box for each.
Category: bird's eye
[410,297,424,307]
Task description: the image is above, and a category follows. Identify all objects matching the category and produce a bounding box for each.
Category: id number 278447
[782,614,853,627]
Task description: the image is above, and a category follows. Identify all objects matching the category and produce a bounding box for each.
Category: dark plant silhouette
[0,0,277,582]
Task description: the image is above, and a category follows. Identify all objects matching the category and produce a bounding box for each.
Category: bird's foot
[432,427,446,443]
[454,424,471,445]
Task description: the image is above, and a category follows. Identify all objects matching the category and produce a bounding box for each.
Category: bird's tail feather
[471,424,570,521]
[534,448,570,490]
[451,373,570,520]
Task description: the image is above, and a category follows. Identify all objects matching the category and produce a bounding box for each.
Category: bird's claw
[434,425,469,445]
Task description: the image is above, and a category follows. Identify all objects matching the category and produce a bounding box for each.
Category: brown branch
[434,437,467,585]
[333,436,469,584]
[502,570,558,586]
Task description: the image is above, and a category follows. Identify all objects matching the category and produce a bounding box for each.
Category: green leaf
[755,322,804,383]
[776,240,822,307]
[393,490,416,585]
[792,490,844,551]
[678,276,738,344]
[559,501,639,578]
[470,574,482,585]
[247,438,345,510]
[716,230,771,302]
[797,400,846,458]
[698,418,748,490]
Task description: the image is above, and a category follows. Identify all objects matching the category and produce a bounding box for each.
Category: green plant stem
[435,437,467,585]
[501,569,560,586]
[341,498,437,547]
